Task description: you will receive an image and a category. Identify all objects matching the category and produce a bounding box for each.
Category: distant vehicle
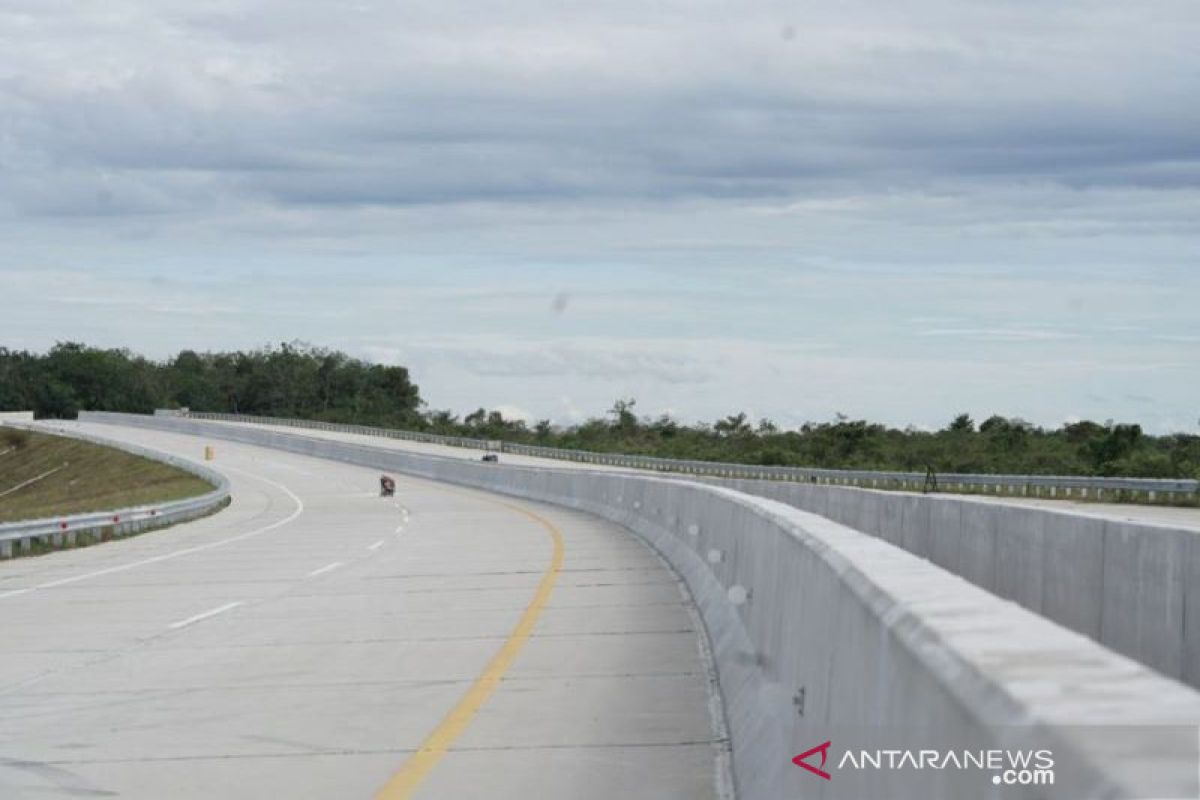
[481,454,499,463]
[379,475,396,496]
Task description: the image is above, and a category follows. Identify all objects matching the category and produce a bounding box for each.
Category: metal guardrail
[502,444,1200,495]
[175,411,1199,502]
[0,422,230,558]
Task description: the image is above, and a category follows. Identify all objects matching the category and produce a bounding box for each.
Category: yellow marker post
[204,446,214,461]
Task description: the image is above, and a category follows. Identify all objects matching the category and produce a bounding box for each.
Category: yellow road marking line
[374,498,565,799]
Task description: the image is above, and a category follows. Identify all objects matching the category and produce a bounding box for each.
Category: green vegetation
[0,428,212,522]
[1,342,1197,480]
[428,402,1200,480]
[0,341,422,427]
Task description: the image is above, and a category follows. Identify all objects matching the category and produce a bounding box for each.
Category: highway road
[199,419,636,473]
[199,418,1200,531]
[0,422,726,799]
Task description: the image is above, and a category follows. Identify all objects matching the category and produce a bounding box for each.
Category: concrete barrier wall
[0,411,34,421]
[178,410,1200,500]
[715,478,1200,688]
[78,412,1200,800]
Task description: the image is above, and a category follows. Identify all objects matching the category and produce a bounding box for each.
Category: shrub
[1,428,30,450]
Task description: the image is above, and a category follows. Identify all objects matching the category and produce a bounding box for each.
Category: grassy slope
[0,429,213,523]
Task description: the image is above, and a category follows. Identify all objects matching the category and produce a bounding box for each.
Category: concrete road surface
[201,419,638,473]
[0,423,726,799]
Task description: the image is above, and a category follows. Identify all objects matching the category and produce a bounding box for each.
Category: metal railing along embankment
[0,422,230,558]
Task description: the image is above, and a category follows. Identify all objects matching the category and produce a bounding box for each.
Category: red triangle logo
[793,740,832,780]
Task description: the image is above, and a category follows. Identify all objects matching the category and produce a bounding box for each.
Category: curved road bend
[0,423,724,800]
[202,419,1200,531]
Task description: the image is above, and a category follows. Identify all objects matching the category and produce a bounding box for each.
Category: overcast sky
[1,1,1197,431]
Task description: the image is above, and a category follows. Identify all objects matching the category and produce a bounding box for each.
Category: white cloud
[917,328,1083,342]
[492,404,536,423]
[0,1,1196,431]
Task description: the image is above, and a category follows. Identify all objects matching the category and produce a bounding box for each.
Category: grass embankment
[0,428,212,523]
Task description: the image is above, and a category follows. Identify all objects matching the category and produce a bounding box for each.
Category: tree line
[1,343,1196,479]
[430,401,1200,480]
[0,342,422,429]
